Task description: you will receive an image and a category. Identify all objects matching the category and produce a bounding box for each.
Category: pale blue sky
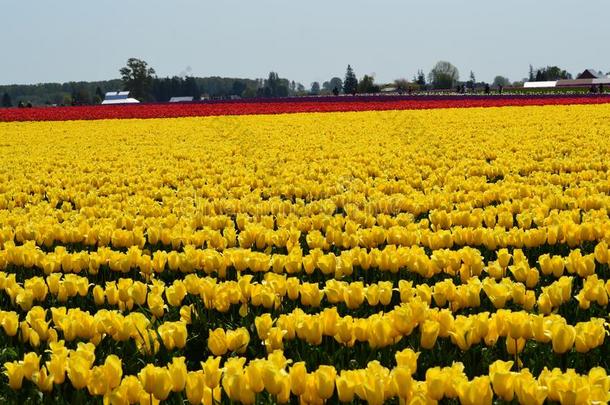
[2,0,609,86]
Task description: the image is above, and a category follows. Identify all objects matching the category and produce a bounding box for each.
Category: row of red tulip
[1,96,609,122]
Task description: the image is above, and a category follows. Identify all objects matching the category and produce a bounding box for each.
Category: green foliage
[310,82,320,95]
[533,66,572,81]
[343,65,358,95]
[256,72,290,98]
[322,77,342,95]
[1,92,11,108]
[357,75,379,94]
[0,80,123,106]
[492,76,511,87]
[119,58,157,101]
[428,61,459,90]
[414,70,426,87]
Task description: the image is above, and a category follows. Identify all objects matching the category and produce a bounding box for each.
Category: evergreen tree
[95,86,104,103]
[528,64,535,81]
[1,92,11,108]
[414,70,426,86]
[343,65,358,95]
[310,82,321,95]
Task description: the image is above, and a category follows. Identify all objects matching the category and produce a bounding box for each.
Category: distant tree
[95,86,104,103]
[310,82,320,95]
[467,71,476,90]
[258,72,289,98]
[296,83,306,93]
[242,87,257,98]
[357,75,379,93]
[1,92,11,108]
[267,72,279,96]
[343,65,358,95]
[533,66,571,81]
[428,61,459,89]
[414,70,426,87]
[183,76,201,100]
[71,87,91,105]
[62,94,72,106]
[492,76,511,87]
[120,58,156,101]
[323,77,343,94]
[231,81,247,97]
[394,79,410,93]
[528,64,535,81]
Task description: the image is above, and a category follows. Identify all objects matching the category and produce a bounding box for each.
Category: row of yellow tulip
[1,262,605,318]
[1,213,609,252]
[0,306,189,353]
[247,304,607,353]
[2,240,609,282]
[5,345,610,404]
[1,296,605,356]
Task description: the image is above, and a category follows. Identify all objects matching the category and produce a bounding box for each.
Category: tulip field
[1,97,610,404]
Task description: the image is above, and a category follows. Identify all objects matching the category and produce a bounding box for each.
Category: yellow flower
[207,328,228,356]
[289,361,308,396]
[186,371,205,405]
[420,320,440,349]
[227,327,250,353]
[67,355,90,390]
[138,364,172,400]
[489,360,514,401]
[395,348,419,373]
[168,356,187,392]
[551,323,576,354]
[202,356,222,389]
[314,365,336,399]
[458,376,492,405]
[3,361,24,390]
[255,313,273,339]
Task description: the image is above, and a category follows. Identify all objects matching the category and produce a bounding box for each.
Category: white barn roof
[169,96,194,103]
[523,81,557,88]
[102,91,139,104]
[101,98,140,105]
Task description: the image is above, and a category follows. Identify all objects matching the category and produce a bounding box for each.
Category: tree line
[1,59,606,107]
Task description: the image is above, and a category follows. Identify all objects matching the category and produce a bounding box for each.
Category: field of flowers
[1,101,610,404]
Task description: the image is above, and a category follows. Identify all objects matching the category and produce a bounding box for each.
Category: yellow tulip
[168,356,187,392]
[458,376,492,405]
[244,360,265,393]
[202,356,222,389]
[67,355,90,390]
[207,328,228,356]
[1,312,19,336]
[425,367,446,400]
[289,361,308,396]
[395,348,419,373]
[552,324,575,354]
[31,367,54,393]
[314,365,336,399]
[420,320,440,349]
[255,313,273,339]
[3,361,24,390]
[489,360,514,401]
[227,327,250,353]
[186,371,205,405]
[391,366,413,400]
[336,372,356,402]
